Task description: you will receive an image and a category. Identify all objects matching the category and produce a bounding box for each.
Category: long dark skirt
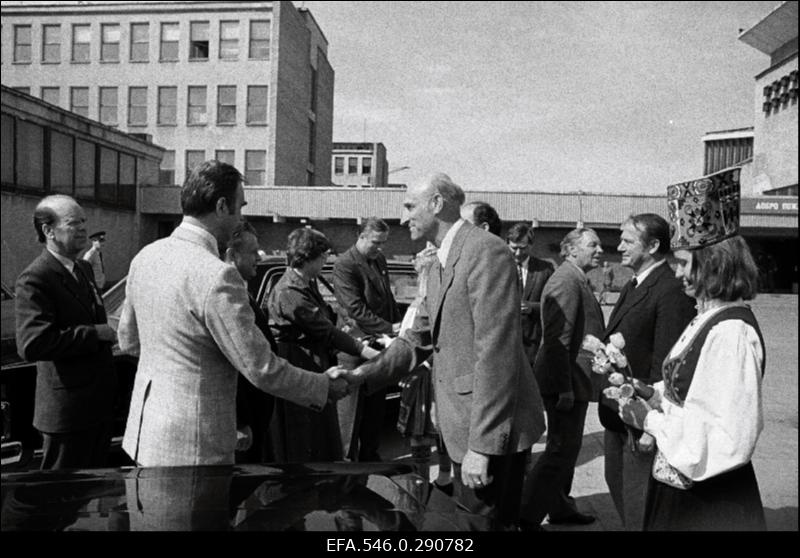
[644,462,766,531]
[267,341,343,463]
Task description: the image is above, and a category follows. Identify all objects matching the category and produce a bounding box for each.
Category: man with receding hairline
[15,194,118,469]
[345,173,545,530]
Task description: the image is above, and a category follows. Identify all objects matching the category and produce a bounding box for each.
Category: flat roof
[739,1,799,56]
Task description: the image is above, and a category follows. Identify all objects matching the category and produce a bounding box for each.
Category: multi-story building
[702,127,754,176]
[0,0,333,187]
[331,142,389,188]
[738,0,798,196]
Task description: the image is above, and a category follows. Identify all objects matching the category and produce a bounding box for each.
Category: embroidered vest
[661,305,765,406]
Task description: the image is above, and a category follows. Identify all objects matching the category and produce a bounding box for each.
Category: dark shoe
[518,519,547,532]
[432,481,454,497]
[547,512,596,525]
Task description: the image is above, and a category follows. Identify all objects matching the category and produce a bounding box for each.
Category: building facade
[1,85,164,287]
[0,0,333,188]
[702,127,754,176]
[331,142,389,188]
[739,0,798,196]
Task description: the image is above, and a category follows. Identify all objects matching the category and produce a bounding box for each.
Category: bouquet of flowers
[582,333,655,453]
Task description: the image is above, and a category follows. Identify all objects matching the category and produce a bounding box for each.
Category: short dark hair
[181,160,243,217]
[560,227,597,258]
[690,236,759,301]
[33,204,58,243]
[625,213,670,256]
[286,227,331,268]
[223,221,258,257]
[359,217,389,235]
[506,221,534,244]
[469,202,502,236]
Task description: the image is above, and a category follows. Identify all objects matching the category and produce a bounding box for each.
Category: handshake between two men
[323,333,394,403]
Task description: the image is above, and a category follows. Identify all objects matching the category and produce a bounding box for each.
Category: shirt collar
[47,248,76,275]
[437,219,465,267]
[179,219,220,255]
[517,256,530,270]
[634,259,666,287]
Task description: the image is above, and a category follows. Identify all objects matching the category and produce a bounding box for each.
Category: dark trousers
[520,396,588,524]
[604,429,654,530]
[40,420,112,470]
[451,451,528,531]
[341,386,387,461]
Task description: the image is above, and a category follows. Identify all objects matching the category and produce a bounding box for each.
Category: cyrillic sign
[740,197,798,215]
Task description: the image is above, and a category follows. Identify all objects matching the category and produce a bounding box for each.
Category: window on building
[249,20,270,59]
[40,87,60,106]
[334,157,344,175]
[75,138,96,199]
[160,22,179,61]
[246,86,268,124]
[215,150,235,165]
[159,150,175,185]
[97,146,118,204]
[70,86,89,117]
[130,22,149,62]
[219,20,239,60]
[119,152,136,208]
[189,21,209,60]
[157,86,177,125]
[187,86,207,125]
[217,85,236,124]
[16,120,44,191]
[128,86,148,126]
[99,87,118,125]
[245,150,266,186]
[50,130,74,195]
[14,25,32,63]
[42,24,61,63]
[100,23,120,62]
[348,157,357,174]
[185,150,205,178]
[72,24,91,63]
[362,157,372,175]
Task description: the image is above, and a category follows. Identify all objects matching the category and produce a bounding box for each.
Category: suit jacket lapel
[43,250,95,317]
[604,264,665,335]
[430,224,469,340]
[353,247,386,293]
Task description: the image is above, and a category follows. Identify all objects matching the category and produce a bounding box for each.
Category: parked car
[1,256,419,470]
[1,461,469,531]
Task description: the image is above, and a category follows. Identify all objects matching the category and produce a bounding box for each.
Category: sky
[301,1,781,194]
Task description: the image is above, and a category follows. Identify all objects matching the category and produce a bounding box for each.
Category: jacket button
[434,346,440,353]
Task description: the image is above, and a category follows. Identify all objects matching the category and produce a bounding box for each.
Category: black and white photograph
[0,0,797,539]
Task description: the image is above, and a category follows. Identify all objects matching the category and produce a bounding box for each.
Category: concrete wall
[752,54,799,193]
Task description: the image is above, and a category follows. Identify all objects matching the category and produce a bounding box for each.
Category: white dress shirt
[437,218,465,267]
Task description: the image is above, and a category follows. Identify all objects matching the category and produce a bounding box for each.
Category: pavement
[384,294,799,531]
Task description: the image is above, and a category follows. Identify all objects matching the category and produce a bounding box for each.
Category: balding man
[348,174,545,530]
[460,200,502,236]
[15,195,118,469]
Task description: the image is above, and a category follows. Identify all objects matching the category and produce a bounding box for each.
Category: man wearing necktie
[333,217,402,461]
[599,213,695,530]
[506,222,554,370]
[15,195,118,469]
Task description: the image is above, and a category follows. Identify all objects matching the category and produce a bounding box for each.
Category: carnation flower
[609,332,626,350]
[582,334,606,353]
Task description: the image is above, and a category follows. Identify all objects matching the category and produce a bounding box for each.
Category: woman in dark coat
[268,228,379,462]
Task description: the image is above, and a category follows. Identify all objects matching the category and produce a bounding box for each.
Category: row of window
[160,149,266,187]
[333,156,373,176]
[12,85,268,127]
[1,111,138,209]
[6,20,270,65]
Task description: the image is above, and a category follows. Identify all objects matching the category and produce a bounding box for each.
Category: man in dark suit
[333,217,402,461]
[520,227,605,529]
[506,222,554,368]
[222,221,277,464]
[599,213,695,530]
[460,201,502,236]
[15,195,118,470]
[346,174,545,530]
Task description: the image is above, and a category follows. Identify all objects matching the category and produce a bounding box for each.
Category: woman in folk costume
[267,227,380,462]
[618,167,767,531]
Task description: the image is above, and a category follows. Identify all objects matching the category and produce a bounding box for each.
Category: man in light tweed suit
[119,161,348,466]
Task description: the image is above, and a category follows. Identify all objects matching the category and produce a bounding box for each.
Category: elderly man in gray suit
[118,160,348,466]
[347,173,546,531]
[519,227,605,530]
